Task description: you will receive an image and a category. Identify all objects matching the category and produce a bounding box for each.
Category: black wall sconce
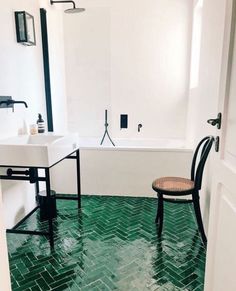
[15,11,36,46]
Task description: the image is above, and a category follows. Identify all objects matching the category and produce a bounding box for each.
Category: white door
[204,0,236,290]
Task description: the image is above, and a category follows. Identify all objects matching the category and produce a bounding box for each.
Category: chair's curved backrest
[191,136,214,190]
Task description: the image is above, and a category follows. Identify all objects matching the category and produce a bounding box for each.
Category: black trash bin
[38,190,57,221]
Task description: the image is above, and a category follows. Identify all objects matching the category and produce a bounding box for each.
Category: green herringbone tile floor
[7,195,206,291]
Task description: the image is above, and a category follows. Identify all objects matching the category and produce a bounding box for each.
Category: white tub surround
[51,138,193,197]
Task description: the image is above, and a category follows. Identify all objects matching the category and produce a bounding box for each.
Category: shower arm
[50,0,76,9]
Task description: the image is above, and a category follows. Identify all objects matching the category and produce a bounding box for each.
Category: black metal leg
[192,191,207,246]
[76,150,81,210]
[158,194,164,237]
[45,168,54,249]
[35,168,40,203]
[155,193,161,223]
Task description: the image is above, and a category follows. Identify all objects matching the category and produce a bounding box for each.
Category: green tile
[31,286,41,291]
[51,283,69,291]
[50,276,74,289]
[13,281,37,291]
[35,277,50,291]
[7,195,206,291]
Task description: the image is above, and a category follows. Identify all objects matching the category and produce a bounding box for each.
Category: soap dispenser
[37,113,45,133]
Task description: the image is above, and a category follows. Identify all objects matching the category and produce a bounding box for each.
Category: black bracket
[7,168,29,176]
[7,168,38,183]
[0,96,14,110]
[207,113,222,129]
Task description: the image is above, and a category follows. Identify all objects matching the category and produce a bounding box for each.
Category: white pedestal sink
[0,133,79,167]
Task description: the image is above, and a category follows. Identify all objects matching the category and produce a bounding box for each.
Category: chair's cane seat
[152,177,195,193]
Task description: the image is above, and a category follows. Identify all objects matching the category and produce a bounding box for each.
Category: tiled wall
[63,0,193,140]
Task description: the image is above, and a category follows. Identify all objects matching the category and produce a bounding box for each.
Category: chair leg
[156,194,164,237]
[192,192,207,245]
[155,193,161,223]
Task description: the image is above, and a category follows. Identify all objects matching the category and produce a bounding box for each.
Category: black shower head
[50,0,85,13]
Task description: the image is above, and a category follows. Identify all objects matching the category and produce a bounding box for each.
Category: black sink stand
[0,149,81,249]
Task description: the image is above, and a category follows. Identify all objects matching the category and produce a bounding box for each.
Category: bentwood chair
[152,136,214,245]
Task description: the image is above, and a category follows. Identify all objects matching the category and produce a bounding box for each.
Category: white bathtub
[51,138,193,197]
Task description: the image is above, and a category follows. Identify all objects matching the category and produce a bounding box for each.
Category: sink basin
[0,133,79,167]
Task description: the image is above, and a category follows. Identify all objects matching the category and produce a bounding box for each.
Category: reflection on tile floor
[7,195,206,291]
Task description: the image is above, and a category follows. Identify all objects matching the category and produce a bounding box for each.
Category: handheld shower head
[50,0,85,13]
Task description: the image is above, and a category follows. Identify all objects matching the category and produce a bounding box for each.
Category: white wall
[64,0,193,140]
[186,0,227,233]
[45,1,68,133]
[64,1,111,138]
[110,0,192,140]
[0,0,47,229]
[0,184,11,291]
[186,0,225,145]
[0,1,67,288]
[0,0,67,228]
[0,3,44,289]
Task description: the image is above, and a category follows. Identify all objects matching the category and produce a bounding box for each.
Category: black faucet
[0,99,28,110]
[138,123,142,132]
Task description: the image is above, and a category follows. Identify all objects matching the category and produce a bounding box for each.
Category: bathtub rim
[79,147,193,152]
[77,137,193,152]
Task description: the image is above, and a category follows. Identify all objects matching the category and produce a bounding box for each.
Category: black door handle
[207,113,221,129]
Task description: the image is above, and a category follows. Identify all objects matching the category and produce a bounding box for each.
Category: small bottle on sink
[37,113,45,133]
[29,124,38,135]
